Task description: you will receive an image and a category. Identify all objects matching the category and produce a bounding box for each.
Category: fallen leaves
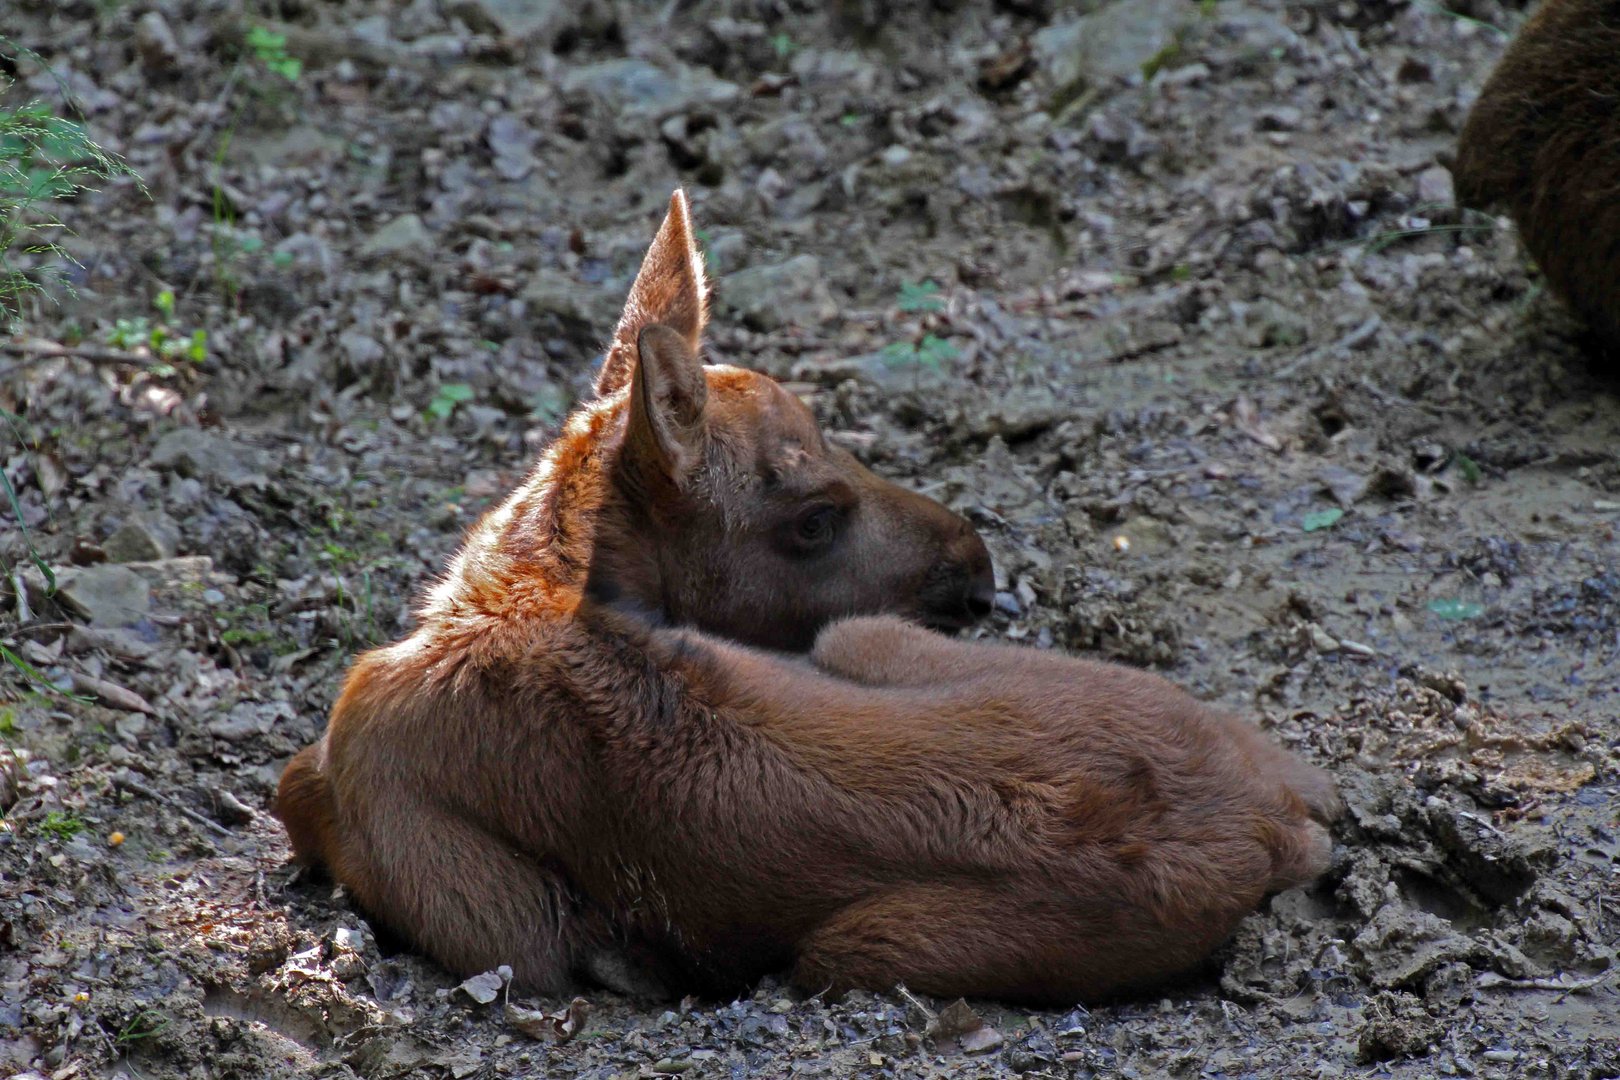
[455,966,591,1043]
[925,998,1004,1055]
[505,996,590,1043]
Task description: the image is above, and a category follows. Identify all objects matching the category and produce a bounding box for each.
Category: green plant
[39,810,84,841]
[768,33,797,60]
[245,26,302,82]
[207,26,301,301]
[897,280,945,314]
[881,335,959,370]
[1301,508,1344,532]
[1428,598,1484,621]
[114,1009,171,1047]
[104,291,208,371]
[0,39,138,331]
[426,382,475,421]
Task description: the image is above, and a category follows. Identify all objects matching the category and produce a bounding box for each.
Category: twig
[1476,972,1608,998]
[1,338,148,367]
[11,329,144,381]
[113,770,232,837]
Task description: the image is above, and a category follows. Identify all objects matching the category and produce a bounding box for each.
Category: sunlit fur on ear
[594,190,710,399]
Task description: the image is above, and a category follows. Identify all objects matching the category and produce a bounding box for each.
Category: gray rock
[149,428,273,491]
[103,516,176,563]
[339,330,386,372]
[207,701,294,742]
[446,0,612,43]
[1034,0,1192,91]
[1416,165,1455,207]
[54,565,152,627]
[716,255,837,331]
[561,59,740,119]
[359,213,435,260]
[486,115,539,181]
[521,269,618,333]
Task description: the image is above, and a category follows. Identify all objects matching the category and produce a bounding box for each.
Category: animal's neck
[416,395,641,625]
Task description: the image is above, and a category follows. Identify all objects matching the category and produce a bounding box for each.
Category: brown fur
[1454,0,1620,352]
[277,191,1339,1004]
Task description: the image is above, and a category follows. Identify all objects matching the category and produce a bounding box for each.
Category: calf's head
[581,192,993,650]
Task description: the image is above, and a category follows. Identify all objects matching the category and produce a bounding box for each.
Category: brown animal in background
[277,191,1339,1004]
[1454,0,1620,354]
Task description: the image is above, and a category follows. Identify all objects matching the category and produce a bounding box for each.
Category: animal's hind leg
[793,883,1232,1006]
[342,801,623,995]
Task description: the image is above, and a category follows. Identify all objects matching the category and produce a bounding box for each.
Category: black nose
[965,578,994,620]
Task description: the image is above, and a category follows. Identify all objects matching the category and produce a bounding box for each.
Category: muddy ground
[1,0,1617,1077]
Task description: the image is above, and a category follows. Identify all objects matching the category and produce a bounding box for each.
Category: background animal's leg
[810,616,1008,687]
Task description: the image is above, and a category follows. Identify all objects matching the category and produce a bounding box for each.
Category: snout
[917,518,996,632]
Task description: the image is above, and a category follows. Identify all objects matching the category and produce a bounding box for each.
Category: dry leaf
[927,998,1003,1054]
[504,996,589,1042]
[455,969,505,1005]
[70,672,157,715]
[1230,394,1281,452]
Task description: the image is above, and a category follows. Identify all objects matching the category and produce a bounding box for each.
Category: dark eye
[793,506,838,550]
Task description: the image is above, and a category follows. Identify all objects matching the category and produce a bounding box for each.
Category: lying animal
[277,190,1339,1004]
[1455,0,1620,355]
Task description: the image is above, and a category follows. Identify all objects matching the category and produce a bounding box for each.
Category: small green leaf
[439,383,475,403]
[916,334,959,369]
[1302,508,1345,532]
[1427,599,1484,621]
[245,26,287,53]
[153,289,175,318]
[898,280,945,314]
[879,341,917,367]
[1452,452,1482,485]
[187,329,208,363]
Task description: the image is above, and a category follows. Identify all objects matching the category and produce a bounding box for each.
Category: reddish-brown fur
[1454,0,1620,353]
[277,191,1339,1004]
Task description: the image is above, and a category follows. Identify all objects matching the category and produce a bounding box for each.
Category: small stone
[1416,165,1455,207]
[1308,624,1340,653]
[134,11,180,74]
[359,213,435,260]
[339,331,386,372]
[487,115,539,181]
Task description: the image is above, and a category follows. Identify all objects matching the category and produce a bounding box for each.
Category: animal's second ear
[621,323,708,488]
[596,191,709,398]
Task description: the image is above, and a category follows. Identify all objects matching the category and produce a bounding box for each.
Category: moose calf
[1455,0,1620,355]
[277,191,1339,1005]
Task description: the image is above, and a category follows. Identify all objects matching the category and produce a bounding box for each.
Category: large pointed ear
[595,190,709,398]
[621,324,708,488]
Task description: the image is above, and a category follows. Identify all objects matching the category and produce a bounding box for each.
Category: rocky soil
[1,0,1616,1077]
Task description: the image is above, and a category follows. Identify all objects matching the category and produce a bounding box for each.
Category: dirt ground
[2,0,1617,1077]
